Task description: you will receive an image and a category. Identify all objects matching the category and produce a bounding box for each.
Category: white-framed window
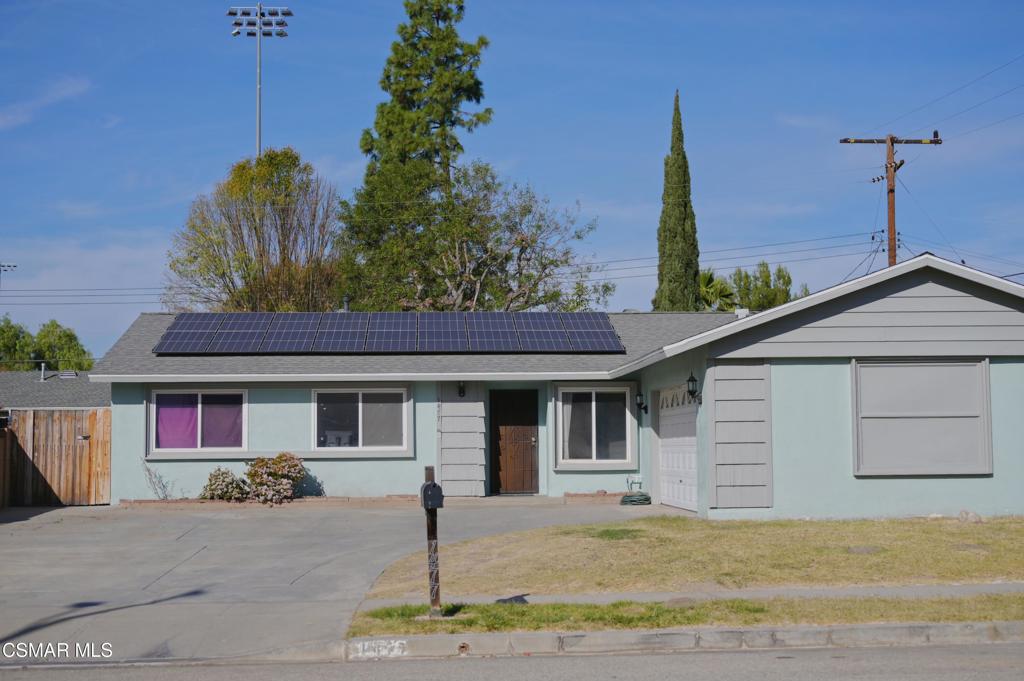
[556,385,636,468]
[313,388,408,451]
[149,389,247,452]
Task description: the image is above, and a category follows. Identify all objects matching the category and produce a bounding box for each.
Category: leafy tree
[652,90,700,311]
[698,268,735,311]
[167,147,341,311]
[729,262,807,311]
[0,315,34,371]
[32,320,93,371]
[339,161,613,311]
[360,0,492,184]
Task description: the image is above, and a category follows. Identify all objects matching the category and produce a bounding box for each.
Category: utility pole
[227,4,292,157]
[839,131,942,267]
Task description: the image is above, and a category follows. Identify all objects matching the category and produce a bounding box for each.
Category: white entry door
[658,386,698,511]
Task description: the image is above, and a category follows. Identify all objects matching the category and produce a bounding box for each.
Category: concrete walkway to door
[0,500,671,664]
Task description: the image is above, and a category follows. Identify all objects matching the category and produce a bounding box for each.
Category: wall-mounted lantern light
[457,381,466,398]
[687,372,701,403]
[634,391,648,414]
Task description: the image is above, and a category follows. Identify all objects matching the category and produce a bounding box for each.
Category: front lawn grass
[348,593,1024,636]
[368,515,1024,598]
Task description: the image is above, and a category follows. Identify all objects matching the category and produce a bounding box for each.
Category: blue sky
[2,0,1023,356]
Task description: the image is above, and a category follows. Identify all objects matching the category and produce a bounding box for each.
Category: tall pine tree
[652,90,700,311]
[359,0,492,183]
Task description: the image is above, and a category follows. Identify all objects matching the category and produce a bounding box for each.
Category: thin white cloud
[55,200,102,219]
[776,113,836,131]
[0,76,92,131]
[101,114,124,129]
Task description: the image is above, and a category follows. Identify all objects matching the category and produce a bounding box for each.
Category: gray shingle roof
[91,312,736,380]
[0,371,111,409]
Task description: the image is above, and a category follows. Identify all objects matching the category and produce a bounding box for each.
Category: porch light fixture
[458,381,466,398]
[686,372,700,402]
[634,391,648,414]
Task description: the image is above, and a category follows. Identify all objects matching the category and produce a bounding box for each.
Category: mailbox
[420,480,444,510]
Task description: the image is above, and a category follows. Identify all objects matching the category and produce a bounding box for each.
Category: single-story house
[0,371,112,506]
[90,254,1024,518]
[0,370,111,418]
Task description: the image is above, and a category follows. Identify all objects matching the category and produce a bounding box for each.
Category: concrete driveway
[0,501,666,663]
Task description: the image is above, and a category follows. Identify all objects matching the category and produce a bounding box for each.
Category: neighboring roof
[90,312,737,382]
[0,371,111,409]
[609,253,1024,377]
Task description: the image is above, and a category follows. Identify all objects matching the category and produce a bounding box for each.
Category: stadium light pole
[227,4,292,157]
[0,263,16,290]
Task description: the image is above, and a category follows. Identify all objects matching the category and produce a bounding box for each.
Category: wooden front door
[489,390,539,494]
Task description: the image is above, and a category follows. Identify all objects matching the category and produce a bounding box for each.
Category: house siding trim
[708,360,773,509]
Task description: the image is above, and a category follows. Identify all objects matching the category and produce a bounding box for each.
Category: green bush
[245,452,306,505]
[199,467,250,502]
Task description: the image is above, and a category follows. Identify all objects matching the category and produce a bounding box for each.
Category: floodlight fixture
[226,4,294,156]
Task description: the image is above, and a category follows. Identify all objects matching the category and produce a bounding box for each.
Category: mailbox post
[420,466,444,617]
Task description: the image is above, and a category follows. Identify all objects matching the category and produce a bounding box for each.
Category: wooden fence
[0,429,11,509]
[3,408,111,506]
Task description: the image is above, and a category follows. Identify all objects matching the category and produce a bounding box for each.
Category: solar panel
[153,312,225,353]
[313,312,369,353]
[559,312,624,352]
[365,312,418,353]
[152,310,625,355]
[418,312,468,352]
[260,312,322,353]
[206,312,274,353]
[466,311,520,352]
[166,312,225,332]
[513,312,572,352]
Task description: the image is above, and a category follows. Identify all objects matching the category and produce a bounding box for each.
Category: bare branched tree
[165,147,342,312]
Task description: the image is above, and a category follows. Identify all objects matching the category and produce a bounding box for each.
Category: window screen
[853,360,991,476]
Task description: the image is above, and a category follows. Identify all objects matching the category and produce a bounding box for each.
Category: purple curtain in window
[201,394,243,448]
[155,393,198,449]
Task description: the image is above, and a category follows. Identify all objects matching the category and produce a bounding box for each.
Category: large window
[315,389,406,450]
[853,360,992,476]
[557,387,635,466]
[151,391,245,451]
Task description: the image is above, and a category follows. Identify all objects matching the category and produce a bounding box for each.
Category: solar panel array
[152,311,624,354]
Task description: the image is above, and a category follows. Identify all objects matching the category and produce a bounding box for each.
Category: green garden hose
[620,491,651,505]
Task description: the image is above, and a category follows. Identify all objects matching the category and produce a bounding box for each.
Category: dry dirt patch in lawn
[368,515,1024,598]
[348,593,1024,636]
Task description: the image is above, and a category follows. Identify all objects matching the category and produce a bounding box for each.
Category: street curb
[343,620,1024,661]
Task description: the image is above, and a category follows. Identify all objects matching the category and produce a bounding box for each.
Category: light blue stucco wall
[709,358,1024,519]
[110,382,438,502]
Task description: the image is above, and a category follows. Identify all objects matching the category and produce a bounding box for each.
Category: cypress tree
[652,90,700,311]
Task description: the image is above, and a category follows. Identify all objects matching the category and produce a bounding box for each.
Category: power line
[895,175,963,263]
[900,235,1024,271]
[871,49,1024,131]
[948,109,1024,139]
[563,249,876,283]
[909,82,1024,135]
[562,240,877,276]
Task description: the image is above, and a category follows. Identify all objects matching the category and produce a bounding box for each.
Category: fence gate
[5,408,111,506]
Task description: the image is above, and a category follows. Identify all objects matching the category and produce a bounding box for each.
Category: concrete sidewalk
[359,581,1024,611]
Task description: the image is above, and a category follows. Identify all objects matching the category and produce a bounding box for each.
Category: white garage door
[658,386,698,511]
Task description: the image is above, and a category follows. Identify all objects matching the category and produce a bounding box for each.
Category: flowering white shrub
[199,467,250,502]
[245,452,306,505]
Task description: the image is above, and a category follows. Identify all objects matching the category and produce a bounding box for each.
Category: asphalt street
[1,643,1022,681]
